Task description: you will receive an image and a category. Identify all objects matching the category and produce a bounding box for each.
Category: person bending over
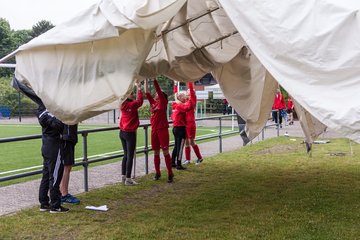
[37,104,69,213]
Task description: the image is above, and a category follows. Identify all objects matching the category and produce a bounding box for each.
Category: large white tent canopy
[8,0,360,143]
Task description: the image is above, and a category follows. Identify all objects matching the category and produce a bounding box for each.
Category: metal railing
[0,114,280,190]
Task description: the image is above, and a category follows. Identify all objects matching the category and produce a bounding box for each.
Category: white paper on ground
[85,205,109,211]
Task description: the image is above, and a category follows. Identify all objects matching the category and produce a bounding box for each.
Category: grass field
[0,123,235,176]
[1,137,360,239]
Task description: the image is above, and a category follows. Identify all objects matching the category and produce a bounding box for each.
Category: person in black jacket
[37,104,69,213]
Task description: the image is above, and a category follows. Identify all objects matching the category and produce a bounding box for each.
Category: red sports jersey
[119,90,143,132]
[146,80,169,130]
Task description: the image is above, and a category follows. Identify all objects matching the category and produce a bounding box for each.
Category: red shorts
[186,124,196,139]
[151,127,169,150]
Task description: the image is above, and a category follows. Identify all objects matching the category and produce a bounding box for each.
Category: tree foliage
[31,20,54,38]
[0,18,54,78]
[0,19,53,116]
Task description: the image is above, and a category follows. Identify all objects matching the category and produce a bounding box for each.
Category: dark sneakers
[39,204,51,212]
[50,206,70,213]
[61,194,80,204]
[176,165,186,170]
[153,173,161,180]
[195,159,203,165]
[167,173,174,183]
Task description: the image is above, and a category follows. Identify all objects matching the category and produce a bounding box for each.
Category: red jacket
[146,80,169,130]
[172,100,193,127]
[171,82,196,127]
[272,92,285,110]
[287,98,294,109]
[185,82,196,125]
[119,90,143,132]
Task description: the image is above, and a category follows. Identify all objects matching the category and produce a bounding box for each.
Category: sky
[0,0,99,30]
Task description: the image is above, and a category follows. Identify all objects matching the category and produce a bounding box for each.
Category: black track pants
[172,126,186,166]
[120,131,137,178]
[39,139,64,209]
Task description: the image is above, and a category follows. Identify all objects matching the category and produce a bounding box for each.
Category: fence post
[219,117,222,153]
[18,92,22,122]
[277,110,280,137]
[262,128,265,140]
[82,132,89,192]
[144,125,149,174]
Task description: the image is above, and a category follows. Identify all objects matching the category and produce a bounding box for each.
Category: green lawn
[1,137,360,239]
[0,123,234,175]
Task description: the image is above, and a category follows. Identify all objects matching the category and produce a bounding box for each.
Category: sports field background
[0,123,237,177]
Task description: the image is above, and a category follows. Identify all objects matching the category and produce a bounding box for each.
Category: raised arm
[144,79,155,105]
[173,81,178,94]
[188,82,196,106]
[133,81,144,108]
[153,79,166,104]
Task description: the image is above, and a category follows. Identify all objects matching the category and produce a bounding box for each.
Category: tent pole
[196,31,238,50]
[0,63,16,68]
[158,7,221,38]
[0,49,20,64]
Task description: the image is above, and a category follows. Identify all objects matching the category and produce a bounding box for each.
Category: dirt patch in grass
[254,144,303,155]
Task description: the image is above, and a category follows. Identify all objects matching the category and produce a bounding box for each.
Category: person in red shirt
[272,89,286,127]
[145,79,174,183]
[287,96,294,125]
[119,81,143,186]
[171,82,194,170]
[182,82,203,165]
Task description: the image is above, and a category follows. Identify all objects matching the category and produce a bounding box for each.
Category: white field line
[0,129,236,175]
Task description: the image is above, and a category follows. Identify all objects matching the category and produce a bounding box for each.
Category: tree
[0,19,32,77]
[0,77,18,115]
[31,20,54,38]
[0,18,14,77]
[12,29,32,49]
[157,75,174,99]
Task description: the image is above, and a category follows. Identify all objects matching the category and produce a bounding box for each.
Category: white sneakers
[182,160,191,165]
[182,159,204,165]
[125,178,139,186]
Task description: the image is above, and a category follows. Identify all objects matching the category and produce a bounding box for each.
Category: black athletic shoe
[39,204,51,212]
[195,159,203,165]
[172,164,176,168]
[176,165,186,170]
[50,206,70,213]
[153,173,161,180]
[167,173,174,183]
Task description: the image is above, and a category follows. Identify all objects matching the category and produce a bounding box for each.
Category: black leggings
[272,110,282,125]
[120,131,137,178]
[172,126,186,166]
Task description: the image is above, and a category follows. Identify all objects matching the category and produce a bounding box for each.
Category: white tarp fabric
[140,0,274,139]
[219,0,360,142]
[15,0,186,123]
[293,99,327,144]
[12,0,360,143]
